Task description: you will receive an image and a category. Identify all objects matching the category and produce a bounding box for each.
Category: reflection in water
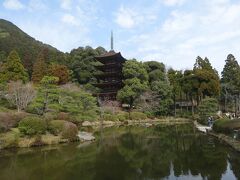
[0,124,240,180]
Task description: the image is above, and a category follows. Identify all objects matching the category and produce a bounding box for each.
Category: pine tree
[31,52,48,83]
[0,50,28,83]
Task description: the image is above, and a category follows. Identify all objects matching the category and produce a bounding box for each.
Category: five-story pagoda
[93,32,126,100]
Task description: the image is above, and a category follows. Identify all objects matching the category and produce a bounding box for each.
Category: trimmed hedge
[18,117,47,136]
[48,120,65,135]
[213,118,240,134]
[49,120,78,140]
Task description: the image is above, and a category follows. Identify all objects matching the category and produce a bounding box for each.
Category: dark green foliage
[59,84,98,121]
[0,19,65,69]
[117,78,148,108]
[144,61,165,73]
[213,118,240,134]
[198,98,218,124]
[18,116,47,136]
[27,76,60,115]
[69,46,106,84]
[122,59,148,82]
[0,50,28,83]
[151,81,173,115]
[118,60,149,110]
[221,54,240,112]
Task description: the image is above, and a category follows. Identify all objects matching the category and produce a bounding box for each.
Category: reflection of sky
[221,161,237,180]
[167,162,202,180]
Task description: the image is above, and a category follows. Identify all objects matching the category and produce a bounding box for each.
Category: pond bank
[208,132,240,153]
[0,118,191,150]
[194,121,240,153]
[82,118,192,128]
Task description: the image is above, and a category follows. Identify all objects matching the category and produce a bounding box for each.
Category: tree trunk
[191,96,194,116]
[235,95,237,117]
[174,94,176,117]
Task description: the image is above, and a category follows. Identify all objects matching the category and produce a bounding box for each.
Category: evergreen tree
[193,56,220,100]
[0,50,28,83]
[31,52,48,83]
[221,54,240,86]
[221,54,240,112]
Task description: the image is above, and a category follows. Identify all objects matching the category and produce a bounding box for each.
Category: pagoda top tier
[95,50,126,64]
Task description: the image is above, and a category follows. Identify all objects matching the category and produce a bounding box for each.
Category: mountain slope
[0,19,65,65]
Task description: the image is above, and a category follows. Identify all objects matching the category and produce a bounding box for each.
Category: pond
[0,124,240,180]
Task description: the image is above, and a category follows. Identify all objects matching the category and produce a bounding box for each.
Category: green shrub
[48,120,65,135]
[130,112,147,120]
[104,114,118,121]
[0,129,20,148]
[62,122,78,141]
[116,113,127,122]
[26,102,44,115]
[213,118,240,134]
[44,112,58,121]
[18,117,47,136]
[49,120,78,140]
[198,98,218,125]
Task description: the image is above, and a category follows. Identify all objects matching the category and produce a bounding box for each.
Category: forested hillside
[0,19,65,66]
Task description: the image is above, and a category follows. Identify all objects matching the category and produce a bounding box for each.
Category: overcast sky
[1,0,240,73]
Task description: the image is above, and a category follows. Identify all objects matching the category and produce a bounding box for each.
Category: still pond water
[0,124,240,180]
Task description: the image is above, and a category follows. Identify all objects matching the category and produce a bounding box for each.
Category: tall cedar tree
[221,54,240,112]
[221,54,240,87]
[23,52,33,78]
[31,52,47,83]
[0,50,28,83]
[49,64,70,84]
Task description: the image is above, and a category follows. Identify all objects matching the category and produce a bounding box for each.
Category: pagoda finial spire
[111,30,113,50]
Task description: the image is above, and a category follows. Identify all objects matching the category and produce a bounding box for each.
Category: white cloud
[121,0,240,73]
[115,5,157,29]
[28,0,47,11]
[115,6,135,28]
[60,0,72,10]
[61,14,79,26]
[3,0,24,10]
[161,0,187,6]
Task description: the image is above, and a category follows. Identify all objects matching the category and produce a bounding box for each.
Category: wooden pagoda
[93,32,126,100]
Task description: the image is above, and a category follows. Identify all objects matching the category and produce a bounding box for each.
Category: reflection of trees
[0,125,240,180]
[228,151,240,179]
[108,124,234,179]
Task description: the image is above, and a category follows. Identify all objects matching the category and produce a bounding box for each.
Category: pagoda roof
[95,50,126,63]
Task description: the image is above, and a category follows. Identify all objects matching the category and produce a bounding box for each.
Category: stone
[78,131,95,141]
[145,123,152,127]
[82,121,92,127]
